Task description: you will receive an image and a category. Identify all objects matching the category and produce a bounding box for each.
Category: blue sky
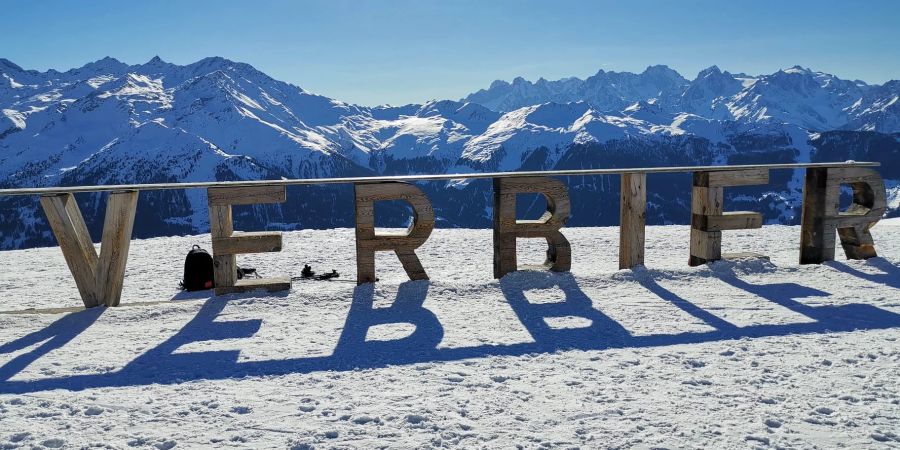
[2,0,898,106]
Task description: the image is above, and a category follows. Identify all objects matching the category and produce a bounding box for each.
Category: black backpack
[180,245,215,291]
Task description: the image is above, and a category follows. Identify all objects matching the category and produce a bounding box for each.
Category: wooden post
[207,186,290,295]
[690,169,768,266]
[354,182,435,284]
[619,172,646,269]
[800,167,886,264]
[40,190,139,307]
[493,177,571,278]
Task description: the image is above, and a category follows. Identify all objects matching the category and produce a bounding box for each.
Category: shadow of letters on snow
[2,262,900,393]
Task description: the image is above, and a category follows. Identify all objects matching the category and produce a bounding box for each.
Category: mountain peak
[0,58,24,72]
[488,79,510,89]
[642,64,681,77]
[697,65,722,78]
[783,65,812,75]
[145,55,167,66]
[76,56,128,73]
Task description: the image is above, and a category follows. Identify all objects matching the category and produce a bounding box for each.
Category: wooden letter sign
[207,185,290,295]
[40,190,139,307]
[690,169,769,266]
[800,167,886,264]
[354,182,435,284]
[619,172,647,269]
[493,177,571,278]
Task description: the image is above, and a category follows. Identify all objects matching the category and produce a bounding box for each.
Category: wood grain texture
[690,169,768,266]
[39,191,138,307]
[212,231,282,255]
[95,191,139,307]
[800,167,886,263]
[207,185,286,206]
[40,194,100,307]
[694,168,770,188]
[216,277,292,295]
[692,211,763,232]
[354,182,435,284]
[207,186,290,294]
[493,176,571,278]
[619,172,646,269]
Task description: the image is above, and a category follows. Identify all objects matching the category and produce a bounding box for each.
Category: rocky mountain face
[1,57,898,249]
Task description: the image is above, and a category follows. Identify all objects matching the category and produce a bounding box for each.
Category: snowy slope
[0,222,899,448]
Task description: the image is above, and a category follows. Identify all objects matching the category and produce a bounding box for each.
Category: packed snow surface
[1,222,899,448]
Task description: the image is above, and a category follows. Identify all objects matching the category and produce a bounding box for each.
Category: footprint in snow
[406,414,427,424]
[230,406,252,414]
[41,439,65,449]
[84,406,104,416]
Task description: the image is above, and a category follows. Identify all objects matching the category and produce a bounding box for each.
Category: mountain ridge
[1,56,898,250]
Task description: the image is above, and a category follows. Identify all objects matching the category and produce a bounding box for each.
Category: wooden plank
[95,190,139,307]
[207,185,286,206]
[694,168,770,188]
[40,191,140,307]
[689,184,723,266]
[692,211,763,232]
[0,162,880,197]
[40,194,100,307]
[800,167,830,264]
[208,203,237,288]
[722,252,770,261]
[619,172,646,269]
[212,231,283,255]
[354,182,434,284]
[215,277,292,295]
[206,185,290,294]
[493,177,571,278]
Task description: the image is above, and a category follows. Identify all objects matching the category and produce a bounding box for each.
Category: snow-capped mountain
[464,64,900,134]
[1,57,898,249]
[464,65,689,114]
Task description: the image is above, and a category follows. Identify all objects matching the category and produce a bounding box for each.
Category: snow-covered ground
[1,221,899,448]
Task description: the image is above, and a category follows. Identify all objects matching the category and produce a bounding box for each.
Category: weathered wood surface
[208,185,286,206]
[619,172,646,269]
[208,204,237,290]
[493,176,571,278]
[40,190,138,307]
[690,169,768,266]
[695,168,770,188]
[212,231,283,255]
[692,211,763,232]
[95,191,140,307]
[207,186,290,295]
[354,182,435,284]
[0,162,879,197]
[230,277,292,294]
[800,167,886,263]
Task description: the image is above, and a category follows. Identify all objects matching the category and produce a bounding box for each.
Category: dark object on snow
[296,265,340,281]
[316,269,339,280]
[236,266,258,279]
[180,245,215,291]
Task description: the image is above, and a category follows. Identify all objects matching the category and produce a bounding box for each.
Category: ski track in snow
[0,222,899,448]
